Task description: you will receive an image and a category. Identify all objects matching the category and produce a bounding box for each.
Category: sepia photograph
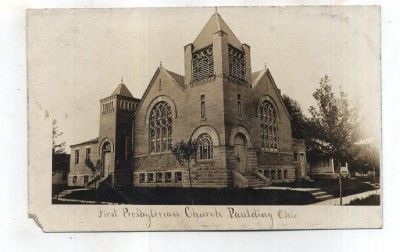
[27,6,382,231]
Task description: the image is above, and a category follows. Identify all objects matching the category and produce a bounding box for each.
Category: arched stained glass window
[259,100,278,151]
[149,101,173,153]
[197,133,213,160]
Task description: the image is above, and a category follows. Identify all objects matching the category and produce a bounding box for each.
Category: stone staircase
[309,188,334,201]
[243,173,270,188]
[86,173,111,189]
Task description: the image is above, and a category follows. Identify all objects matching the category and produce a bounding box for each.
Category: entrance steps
[86,174,111,189]
[308,188,334,201]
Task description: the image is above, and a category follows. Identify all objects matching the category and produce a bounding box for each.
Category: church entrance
[234,133,248,174]
[101,142,112,177]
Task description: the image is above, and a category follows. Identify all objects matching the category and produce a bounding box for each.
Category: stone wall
[68,174,97,187]
[133,146,228,188]
[68,141,99,187]
[257,166,296,183]
[256,151,296,183]
[257,151,294,166]
[190,146,228,187]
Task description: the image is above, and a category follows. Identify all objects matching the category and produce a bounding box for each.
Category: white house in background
[309,157,349,178]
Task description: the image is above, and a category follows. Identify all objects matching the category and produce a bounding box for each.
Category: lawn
[55,177,377,205]
[274,177,377,198]
[346,194,380,205]
[59,187,318,205]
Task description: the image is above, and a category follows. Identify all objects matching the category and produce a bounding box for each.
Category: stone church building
[68,12,307,189]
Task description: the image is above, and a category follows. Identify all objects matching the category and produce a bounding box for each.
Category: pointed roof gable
[193,13,243,50]
[112,83,134,98]
[135,66,185,113]
[251,69,267,88]
[251,68,291,119]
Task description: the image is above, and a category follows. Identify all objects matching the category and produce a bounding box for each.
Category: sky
[27,6,381,152]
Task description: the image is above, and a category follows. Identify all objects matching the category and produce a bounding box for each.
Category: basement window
[165,172,172,183]
[139,173,146,183]
[175,172,182,183]
[156,172,163,183]
[147,173,154,183]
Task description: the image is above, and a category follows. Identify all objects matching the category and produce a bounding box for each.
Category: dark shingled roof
[165,69,185,89]
[193,12,242,50]
[251,69,267,88]
[112,83,134,98]
[252,71,262,83]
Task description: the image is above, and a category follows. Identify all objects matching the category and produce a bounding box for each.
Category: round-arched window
[149,101,172,153]
[197,133,213,160]
[259,100,278,151]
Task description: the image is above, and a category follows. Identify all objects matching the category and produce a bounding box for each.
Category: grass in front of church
[57,187,318,205]
[275,177,377,198]
[346,194,380,206]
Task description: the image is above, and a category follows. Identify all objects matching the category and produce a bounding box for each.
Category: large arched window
[197,133,213,160]
[259,100,278,151]
[149,101,172,153]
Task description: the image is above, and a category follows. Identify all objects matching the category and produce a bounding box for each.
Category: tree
[52,119,69,174]
[171,139,198,189]
[308,75,361,166]
[52,119,66,154]
[348,143,380,176]
[282,94,309,140]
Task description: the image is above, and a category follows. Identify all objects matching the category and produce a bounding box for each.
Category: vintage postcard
[27,6,381,231]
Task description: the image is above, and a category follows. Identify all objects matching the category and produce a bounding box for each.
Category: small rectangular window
[84,175,89,183]
[72,176,77,184]
[85,148,91,159]
[200,95,206,118]
[139,173,146,183]
[165,172,172,183]
[294,153,298,161]
[284,170,288,179]
[74,149,79,164]
[237,94,242,115]
[156,172,163,183]
[147,173,154,183]
[175,171,182,182]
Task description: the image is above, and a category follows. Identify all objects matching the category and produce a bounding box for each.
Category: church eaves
[193,12,243,50]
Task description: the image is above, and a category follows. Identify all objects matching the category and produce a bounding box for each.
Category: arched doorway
[234,133,248,173]
[101,142,112,177]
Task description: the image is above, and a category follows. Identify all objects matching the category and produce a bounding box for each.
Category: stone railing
[254,170,272,186]
[232,170,248,188]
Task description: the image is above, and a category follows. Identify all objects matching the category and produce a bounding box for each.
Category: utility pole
[339,172,342,206]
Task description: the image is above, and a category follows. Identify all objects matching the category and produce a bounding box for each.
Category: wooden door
[103,152,112,177]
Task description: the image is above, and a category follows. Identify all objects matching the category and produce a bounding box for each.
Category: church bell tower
[98,78,140,188]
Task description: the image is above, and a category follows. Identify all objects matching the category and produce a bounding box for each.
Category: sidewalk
[311,189,380,205]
